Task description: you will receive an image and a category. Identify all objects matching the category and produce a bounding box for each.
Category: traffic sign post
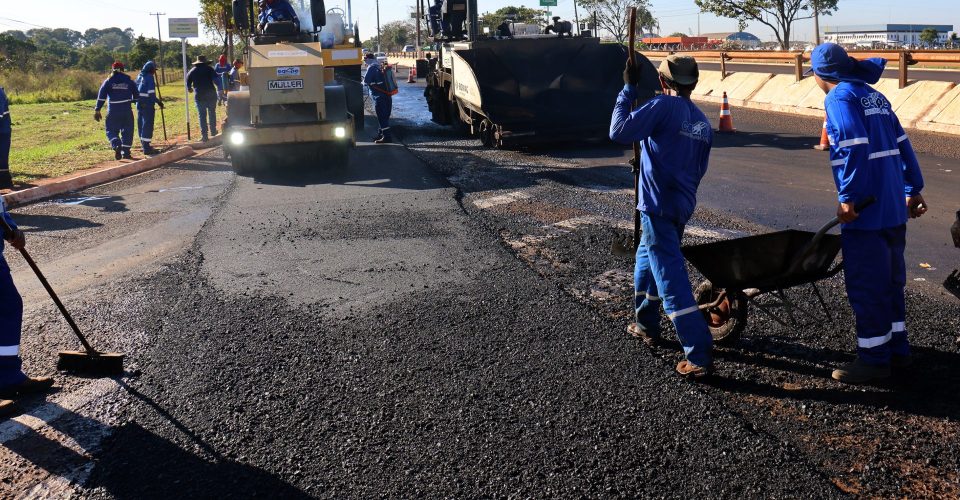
[169,18,199,140]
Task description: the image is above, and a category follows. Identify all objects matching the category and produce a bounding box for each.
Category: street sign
[168,18,199,38]
[540,0,557,6]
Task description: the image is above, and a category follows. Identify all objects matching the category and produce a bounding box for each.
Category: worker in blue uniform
[0,197,54,400]
[258,0,300,32]
[94,62,138,160]
[363,52,393,144]
[0,86,12,189]
[135,61,164,156]
[610,55,715,379]
[809,43,927,384]
[428,0,443,38]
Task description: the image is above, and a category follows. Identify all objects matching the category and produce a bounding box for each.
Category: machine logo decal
[680,121,710,142]
[276,66,301,76]
[268,50,308,58]
[268,79,304,90]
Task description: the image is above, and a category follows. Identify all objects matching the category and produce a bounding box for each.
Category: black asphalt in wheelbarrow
[681,197,875,345]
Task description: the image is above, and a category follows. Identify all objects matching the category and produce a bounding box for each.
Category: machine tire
[479,119,495,148]
[231,149,255,176]
[322,143,350,169]
[694,281,748,346]
[336,66,365,133]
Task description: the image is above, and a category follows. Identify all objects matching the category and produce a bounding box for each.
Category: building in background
[823,24,954,48]
[641,36,707,50]
[701,32,762,49]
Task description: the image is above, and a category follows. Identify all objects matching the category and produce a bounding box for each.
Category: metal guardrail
[640,50,960,88]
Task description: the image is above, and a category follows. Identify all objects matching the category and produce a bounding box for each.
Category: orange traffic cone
[717,92,735,133]
[813,116,830,151]
[407,67,416,83]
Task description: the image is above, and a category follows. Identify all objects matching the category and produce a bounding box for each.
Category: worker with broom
[0,196,54,402]
[808,43,927,384]
[610,54,715,379]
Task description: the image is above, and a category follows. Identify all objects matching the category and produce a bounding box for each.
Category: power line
[0,16,51,29]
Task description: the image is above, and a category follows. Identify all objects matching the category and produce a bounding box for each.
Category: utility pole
[150,12,166,84]
[813,0,821,45]
[376,0,381,52]
[416,2,421,48]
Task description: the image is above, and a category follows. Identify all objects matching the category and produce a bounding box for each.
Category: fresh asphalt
[0,83,957,497]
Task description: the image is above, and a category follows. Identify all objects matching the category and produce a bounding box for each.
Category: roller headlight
[334,126,346,139]
[230,131,245,145]
[348,37,356,44]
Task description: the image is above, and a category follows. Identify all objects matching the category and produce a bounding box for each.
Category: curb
[2,146,197,209]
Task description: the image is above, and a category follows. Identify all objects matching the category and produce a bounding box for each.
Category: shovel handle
[0,213,96,353]
[627,7,641,250]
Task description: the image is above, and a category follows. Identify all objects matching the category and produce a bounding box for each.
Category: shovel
[0,216,124,375]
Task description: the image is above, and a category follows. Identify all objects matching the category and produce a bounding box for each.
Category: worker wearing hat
[0,196,54,407]
[610,54,715,379]
[135,60,164,156]
[94,61,138,160]
[808,43,927,383]
[186,55,224,142]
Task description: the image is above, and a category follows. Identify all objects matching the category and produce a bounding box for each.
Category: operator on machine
[258,0,300,32]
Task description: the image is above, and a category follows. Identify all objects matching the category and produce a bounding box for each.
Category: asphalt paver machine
[424,0,658,148]
[225,0,364,172]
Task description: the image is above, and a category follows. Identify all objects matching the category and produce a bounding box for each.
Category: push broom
[1,216,124,375]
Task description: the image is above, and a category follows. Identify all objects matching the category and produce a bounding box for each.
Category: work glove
[623,56,641,86]
[94,110,102,122]
[157,100,165,110]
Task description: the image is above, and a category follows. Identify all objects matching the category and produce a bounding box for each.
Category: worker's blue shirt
[825,82,924,230]
[0,86,10,135]
[186,64,224,100]
[135,72,157,108]
[259,1,299,26]
[610,85,712,224]
[0,197,16,253]
[363,62,388,100]
[95,72,137,112]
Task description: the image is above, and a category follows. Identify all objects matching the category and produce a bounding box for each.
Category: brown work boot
[831,358,891,384]
[676,360,714,380]
[0,376,55,399]
[0,399,16,417]
[627,322,660,347]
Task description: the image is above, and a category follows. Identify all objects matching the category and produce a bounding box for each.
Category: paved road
[645,57,960,83]
[0,85,958,497]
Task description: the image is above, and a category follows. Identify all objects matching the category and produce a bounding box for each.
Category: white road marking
[552,215,631,232]
[472,190,531,209]
[0,378,118,445]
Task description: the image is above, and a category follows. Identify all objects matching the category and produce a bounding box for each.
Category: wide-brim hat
[658,55,699,86]
[192,55,209,65]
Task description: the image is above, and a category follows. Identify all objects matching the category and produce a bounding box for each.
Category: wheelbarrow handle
[788,196,876,275]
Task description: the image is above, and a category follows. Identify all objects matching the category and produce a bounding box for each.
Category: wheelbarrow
[681,198,875,345]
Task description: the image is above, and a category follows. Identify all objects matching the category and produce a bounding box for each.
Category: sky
[1,0,957,45]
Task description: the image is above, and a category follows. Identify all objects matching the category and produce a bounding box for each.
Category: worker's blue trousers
[195,97,218,138]
[0,132,10,187]
[373,95,392,137]
[105,108,134,154]
[841,225,909,365]
[634,212,713,367]
[137,106,155,150]
[0,255,26,388]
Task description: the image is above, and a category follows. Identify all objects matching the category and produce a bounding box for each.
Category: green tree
[949,32,960,48]
[668,32,686,37]
[78,46,115,72]
[0,33,37,70]
[200,0,232,44]
[694,0,839,50]
[578,0,656,44]
[379,20,415,51]
[127,36,159,69]
[919,27,940,47]
[481,6,545,32]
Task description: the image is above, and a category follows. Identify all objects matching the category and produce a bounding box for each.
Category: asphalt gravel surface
[1,81,958,497]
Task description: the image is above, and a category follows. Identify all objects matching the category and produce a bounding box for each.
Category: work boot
[0,376,54,399]
[375,133,392,144]
[676,360,714,380]
[114,146,122,161]
[201,135,209,143]
[121,149,134,160]
[831,358,891,384]
[0,399,15,417]
[891,353,913,369]
[627,322,661,347]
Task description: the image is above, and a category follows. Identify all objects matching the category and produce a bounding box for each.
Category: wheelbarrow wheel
[694,281,748,346]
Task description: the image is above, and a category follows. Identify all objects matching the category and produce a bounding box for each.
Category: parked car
[402,45,416,52]
[376,52,388,64]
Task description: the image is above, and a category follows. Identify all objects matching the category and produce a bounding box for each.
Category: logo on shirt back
[680,121,710,142]
[861,92,889,116]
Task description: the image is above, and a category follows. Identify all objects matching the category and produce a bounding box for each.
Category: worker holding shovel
[610,54,715,379]
[0,197,54,408]
[135,60,164,156]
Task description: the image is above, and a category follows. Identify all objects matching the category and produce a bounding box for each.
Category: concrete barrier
[916,84,960,135]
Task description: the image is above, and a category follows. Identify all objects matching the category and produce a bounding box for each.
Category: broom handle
[156,83,168,142]
[1,216,96,353]
[628,8,641,250]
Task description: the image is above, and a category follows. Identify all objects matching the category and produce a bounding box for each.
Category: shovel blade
[611,237,635,258]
